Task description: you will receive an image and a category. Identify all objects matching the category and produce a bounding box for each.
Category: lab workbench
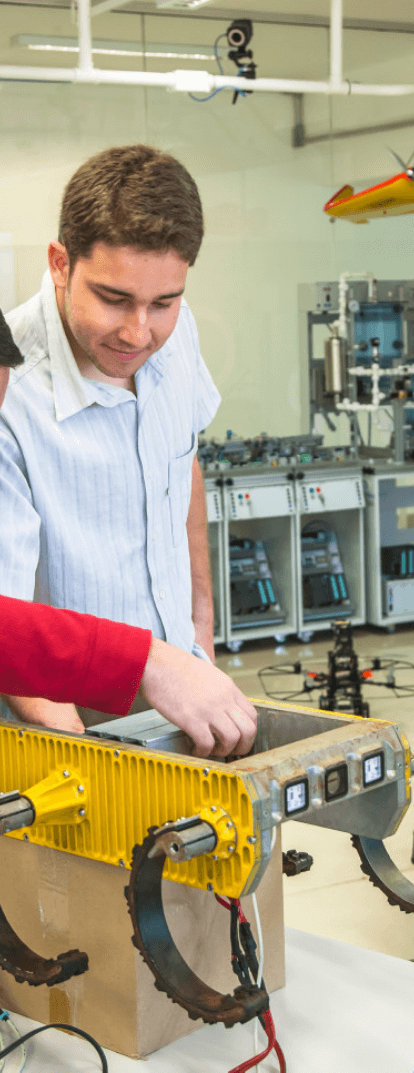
[6,926,414,1073]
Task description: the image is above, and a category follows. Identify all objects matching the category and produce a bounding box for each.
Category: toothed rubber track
[0,905,88,986]
[351,835,414,914]
[125,826,269,1027]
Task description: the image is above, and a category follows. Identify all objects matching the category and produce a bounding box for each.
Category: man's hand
[2,696,85,734]
[139,637,257,758]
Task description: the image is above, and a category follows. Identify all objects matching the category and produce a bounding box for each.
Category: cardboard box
[0,833,285,1058]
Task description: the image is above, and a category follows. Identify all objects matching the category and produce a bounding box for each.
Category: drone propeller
[388,147,408,171]
[387,147,414,172]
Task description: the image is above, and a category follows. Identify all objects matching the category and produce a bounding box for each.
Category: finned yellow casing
[0,721,255,898]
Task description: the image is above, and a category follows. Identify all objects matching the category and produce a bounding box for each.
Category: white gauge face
[285,781,307,814]
[326,769,341,796]
[364,754,383,785]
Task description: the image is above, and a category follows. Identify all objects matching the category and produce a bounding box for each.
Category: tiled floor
[215,625,414,961]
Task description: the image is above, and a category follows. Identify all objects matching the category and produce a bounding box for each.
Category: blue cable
[213,33,227,75]
[189,86,226,103]
[189,33,247,103]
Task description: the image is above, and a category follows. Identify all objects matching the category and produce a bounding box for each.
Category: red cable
[214,896,287,1073]
[215,895,249,924]
[228,1010,286,1073]
[215,894,232,911]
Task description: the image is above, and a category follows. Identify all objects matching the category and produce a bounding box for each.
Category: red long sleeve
[0,595,152,715]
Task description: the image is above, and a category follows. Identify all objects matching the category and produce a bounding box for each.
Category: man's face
[0,367,9,409]
[49,242,189,382]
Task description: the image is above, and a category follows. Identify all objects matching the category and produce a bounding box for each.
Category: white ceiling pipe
[0,64,174,84]
[0,64,414,96]
[3,0,414,96]
[330,0,343,88]
[347,82,414,95]
[77,0,93,72]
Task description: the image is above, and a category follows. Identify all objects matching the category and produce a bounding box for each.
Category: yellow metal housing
[0,721,255,898]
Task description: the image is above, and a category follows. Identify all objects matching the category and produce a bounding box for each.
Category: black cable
[0,1021,108,1071]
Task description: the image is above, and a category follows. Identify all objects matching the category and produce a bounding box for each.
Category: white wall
[1,9,414,437]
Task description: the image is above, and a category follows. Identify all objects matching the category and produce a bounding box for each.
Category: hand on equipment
[139,637,257,758]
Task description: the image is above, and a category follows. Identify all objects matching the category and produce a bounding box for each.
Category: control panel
[283,748,386,819]
[206,489,223,523]
[383,577,414,616]
[300,477,364,513]
[226,483,294,520]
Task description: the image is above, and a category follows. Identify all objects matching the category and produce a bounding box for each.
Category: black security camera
[226,19,253,51]
[225,19,256,105]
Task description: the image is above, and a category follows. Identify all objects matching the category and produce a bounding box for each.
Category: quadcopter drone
[258,619,414,717]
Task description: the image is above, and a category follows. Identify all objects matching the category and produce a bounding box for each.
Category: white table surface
[4,928,414,1073]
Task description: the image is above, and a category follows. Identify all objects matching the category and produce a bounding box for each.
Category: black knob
[296,471,304,480]
[287,471,295,481]
[225,477,234,486]
[392,340,403,350]
[370,337,380,347]
[215,477,223,487]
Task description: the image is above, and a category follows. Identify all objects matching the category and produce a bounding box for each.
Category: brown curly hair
[59,144,204,269]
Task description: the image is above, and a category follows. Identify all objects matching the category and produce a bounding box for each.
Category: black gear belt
[352,835,414,914]
[125,825,269,1027]
[0,904,88,986]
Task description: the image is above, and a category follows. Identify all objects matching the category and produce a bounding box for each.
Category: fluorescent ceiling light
[12,34,224,61]
[156,0,215,9]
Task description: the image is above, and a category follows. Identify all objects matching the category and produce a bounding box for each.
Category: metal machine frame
[299,277,414,462]
[0,703,413,1026]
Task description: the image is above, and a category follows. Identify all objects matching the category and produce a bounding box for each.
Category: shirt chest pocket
[167,439,196,548]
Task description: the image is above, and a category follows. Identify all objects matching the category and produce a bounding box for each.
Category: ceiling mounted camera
[226,19,255,105]
[226,19,253,51]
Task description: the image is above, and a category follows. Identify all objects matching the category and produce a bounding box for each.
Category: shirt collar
[40,270,171,423]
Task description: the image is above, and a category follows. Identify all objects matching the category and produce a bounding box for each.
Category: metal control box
[299,475,364,514]
[296,464,366,634]
[222,468,298,644]
[227,483,294,520]
[383,578,414,617]
[365,463,414,626]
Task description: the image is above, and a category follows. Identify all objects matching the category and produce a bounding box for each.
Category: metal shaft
[0,791,34,834]
[148,819,217,862]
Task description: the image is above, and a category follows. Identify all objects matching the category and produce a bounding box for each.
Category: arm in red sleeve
[0,595,152,715]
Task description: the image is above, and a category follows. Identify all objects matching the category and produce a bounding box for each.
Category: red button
[245,494,250,499]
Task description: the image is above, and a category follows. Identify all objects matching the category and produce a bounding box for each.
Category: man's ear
[48,241,70,289]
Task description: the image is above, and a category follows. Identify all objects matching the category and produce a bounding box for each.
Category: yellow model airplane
[324,151,414,223]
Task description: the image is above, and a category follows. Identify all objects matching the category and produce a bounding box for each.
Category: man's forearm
[186,457,215,661]
[2,695,85,733]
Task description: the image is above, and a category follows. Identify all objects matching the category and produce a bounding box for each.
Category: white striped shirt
[0,272,220,713]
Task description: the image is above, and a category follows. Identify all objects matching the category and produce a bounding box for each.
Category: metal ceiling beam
[2,0,414,36]
[91,0,135,16]
[292,92,414,148]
